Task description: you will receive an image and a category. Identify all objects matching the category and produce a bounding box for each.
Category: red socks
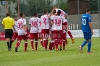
[35,41,38,50]
[31,40,38,50]
[24,42,28,52]
[67,31,73,39]
[49,42,53,50]
[31,40,34,50]
[40,40,44,47]
[60,39,63,49]
[16,41,20,48]
[43,39,48,50]
[55,39,58,51]
[63,40,66,50]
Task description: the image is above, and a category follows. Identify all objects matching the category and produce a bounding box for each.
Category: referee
[2,13,14,51]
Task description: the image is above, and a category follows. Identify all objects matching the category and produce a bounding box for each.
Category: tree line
[0,0,99,16]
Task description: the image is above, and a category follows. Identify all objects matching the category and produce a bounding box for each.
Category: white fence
[67,29,100,38]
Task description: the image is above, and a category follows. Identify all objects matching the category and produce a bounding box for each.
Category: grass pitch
[0,38,100,66]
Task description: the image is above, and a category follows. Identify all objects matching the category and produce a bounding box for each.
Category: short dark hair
[38,14,42,18]
[57,10,61,16]
[43,11,48,14]
[53,10,56,14]
[20,12,24,17]
[33,13,38,17]
[6,13,10,17]
[86,8,91,12]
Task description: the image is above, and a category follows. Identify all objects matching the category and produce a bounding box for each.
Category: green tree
[0,0,16,4]
[15,1,30,16]
[57,0,68,13]
[28,0,53,16]
[53,0,68,13]
[0,0,16,16]
[89,0,98,11]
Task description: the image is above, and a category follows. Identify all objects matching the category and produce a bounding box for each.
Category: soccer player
[62,19,68,50]
[51,10,64,51]
[53,6,74,44]
[53,6,67,18]
[11,15,18,43]
[37,15,44,48]
[41,11,50,50]
[79,8,93,53]
[15,13,28,52]
[2,13,14,51]
[49,10,57,50]
[29,13,39,50]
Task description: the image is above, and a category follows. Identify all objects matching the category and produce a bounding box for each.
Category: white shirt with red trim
[51,16,64,30]
[29,17,38,33]
[16,18,26,35]
[41,15,50,29]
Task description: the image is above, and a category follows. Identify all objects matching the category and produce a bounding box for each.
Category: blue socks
[88,42,91,52]
[81,41,87,47]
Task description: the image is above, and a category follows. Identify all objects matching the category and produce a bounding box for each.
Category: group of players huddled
[11,6,74,52]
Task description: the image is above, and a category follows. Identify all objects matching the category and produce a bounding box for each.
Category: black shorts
[5,29,13,39]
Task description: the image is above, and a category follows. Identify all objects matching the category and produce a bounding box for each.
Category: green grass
[0,38,100,66]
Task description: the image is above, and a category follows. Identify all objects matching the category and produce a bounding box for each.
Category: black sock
[7,42,10,49]
[10,41,12,49]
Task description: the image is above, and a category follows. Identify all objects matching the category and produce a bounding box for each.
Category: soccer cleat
[32,49,34,51]
[8,48,10,51]
[9,48,12,51]
[15,47,18,52]
[59,46,62,51]
[35,48,37,51]
[24,50,28,52]
[72,38,74,44]
[88,52,93,54]
[79,46,83,53]
[55,49,58,51]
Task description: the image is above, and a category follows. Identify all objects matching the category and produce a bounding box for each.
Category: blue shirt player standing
[79,8,93,53]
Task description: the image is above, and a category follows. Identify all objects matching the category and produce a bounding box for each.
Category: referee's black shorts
[5,29,13,39]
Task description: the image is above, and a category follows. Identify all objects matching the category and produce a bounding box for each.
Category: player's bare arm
[23,24,27,34]
[89,22,93,35]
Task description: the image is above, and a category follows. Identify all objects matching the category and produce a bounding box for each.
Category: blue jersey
[81,14,92,32]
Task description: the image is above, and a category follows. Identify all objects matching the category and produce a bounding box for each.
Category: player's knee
[88,39,91,42]
[6,38,10,42]
[86,39,91,42]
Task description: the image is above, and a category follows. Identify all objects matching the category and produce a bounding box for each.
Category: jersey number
[31,21,37,27]
[43,18,47,25]
[18,22,23,29]
[55,19,61,26]
[82,18,86,25]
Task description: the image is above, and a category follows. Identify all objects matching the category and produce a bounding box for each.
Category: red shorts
[12,32,18,40]
[62,22,68,30]
[51,30,62,39]
[30,33,38,39]
[38,32,43,39]
[41,29,49,38]
[17,35,28,41]
[62,32,66,40]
